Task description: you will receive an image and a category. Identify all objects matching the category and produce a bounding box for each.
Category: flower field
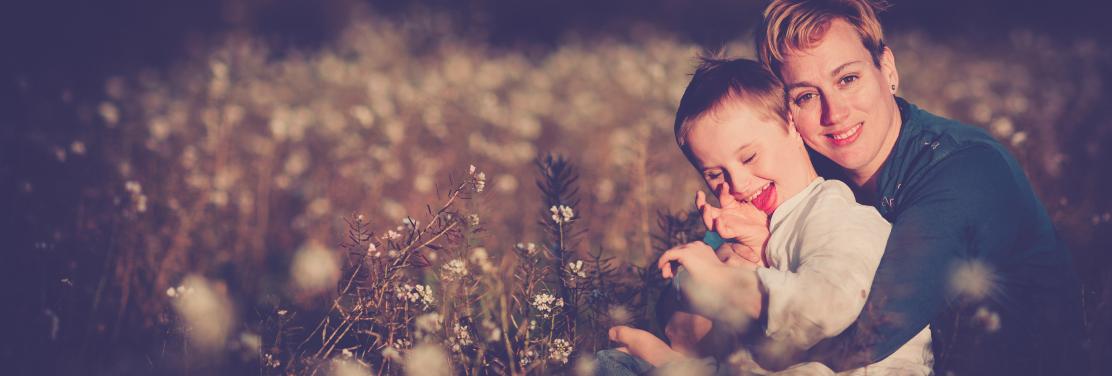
[8,5,1112,375]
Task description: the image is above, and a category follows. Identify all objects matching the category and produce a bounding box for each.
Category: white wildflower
[548,338,573,364]
[515,242,538,255]
[531,293,564,318]
[448,323,474,352]
[519,349,537,369]
[383,230,402,241]
[395,283,436,309]
[549,205,574,224]
[973,306,1002,333]
[566,260,587,280]
[441,259,469,280]
[469,165,487,193]
[264,353,281,368]
[466,214,480,227]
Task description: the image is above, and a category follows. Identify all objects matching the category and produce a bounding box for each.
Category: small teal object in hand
[672,231,725,297]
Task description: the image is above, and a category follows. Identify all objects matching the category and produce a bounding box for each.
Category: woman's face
[778,18,901,184]
[683,100,815,215]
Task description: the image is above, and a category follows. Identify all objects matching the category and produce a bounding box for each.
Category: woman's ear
[881,46,899,94]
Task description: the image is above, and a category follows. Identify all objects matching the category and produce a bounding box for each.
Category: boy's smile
[684,100,817,216]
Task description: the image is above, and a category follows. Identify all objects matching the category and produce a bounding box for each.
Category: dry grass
[12,6,1111,375]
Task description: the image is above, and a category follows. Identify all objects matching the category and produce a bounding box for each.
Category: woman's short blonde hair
[756,0,890,75]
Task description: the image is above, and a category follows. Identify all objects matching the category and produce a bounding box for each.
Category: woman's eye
[743,154,756,164]
[705,172,721,180]
[794,92,817,106]
[839,75,859,86]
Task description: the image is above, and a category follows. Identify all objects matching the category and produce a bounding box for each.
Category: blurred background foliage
[4,0,1111,374]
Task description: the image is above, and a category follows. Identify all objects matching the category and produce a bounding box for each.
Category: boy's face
[684,101,814,215]
[778,19,901,182]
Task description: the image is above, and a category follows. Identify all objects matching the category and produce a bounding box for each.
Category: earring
[890,84,897,93]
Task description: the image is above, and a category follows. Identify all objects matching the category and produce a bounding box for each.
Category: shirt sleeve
[797,145,1030,372]
[757,183,890,351]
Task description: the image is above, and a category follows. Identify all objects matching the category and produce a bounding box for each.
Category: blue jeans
[594,349,724,375]
[594,349,655,376]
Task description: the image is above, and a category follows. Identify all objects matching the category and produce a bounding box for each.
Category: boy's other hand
[696,188,770,256]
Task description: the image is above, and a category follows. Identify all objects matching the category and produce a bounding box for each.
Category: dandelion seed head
[469,247,495,273]
[381,346,403,362]
[948,259,996,302]
[403,343,450,376]
[240,332,262,354]
[608,305,632,324]
[99,102,120,127]
[290,241,340,295]
[573,354,598,376]
[415,313,443,335]
[70,141,87,155]
[330,357,372,376]
[170,275,234,351]
[494,174,518,193]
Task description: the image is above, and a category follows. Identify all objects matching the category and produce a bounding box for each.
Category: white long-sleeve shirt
[755,178,933,375]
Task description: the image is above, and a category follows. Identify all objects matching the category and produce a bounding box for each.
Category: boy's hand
[658,241,763,321]
[658,242,726,281]
[696,186,770,257]
[717,242,766,269]
[609,326,682,367]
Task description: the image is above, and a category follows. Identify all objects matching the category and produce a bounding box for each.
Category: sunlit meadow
[14,6,1111,375]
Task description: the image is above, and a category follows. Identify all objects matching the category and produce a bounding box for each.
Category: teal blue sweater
[740,98,1085,374]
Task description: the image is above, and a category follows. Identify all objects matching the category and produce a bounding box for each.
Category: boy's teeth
[746,183,770,202]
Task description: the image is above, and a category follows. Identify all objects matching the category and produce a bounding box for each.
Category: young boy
[599,58,932,375]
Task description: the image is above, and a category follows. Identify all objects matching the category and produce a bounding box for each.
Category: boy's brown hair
[673,58,788,159]
[756,0,890,76]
